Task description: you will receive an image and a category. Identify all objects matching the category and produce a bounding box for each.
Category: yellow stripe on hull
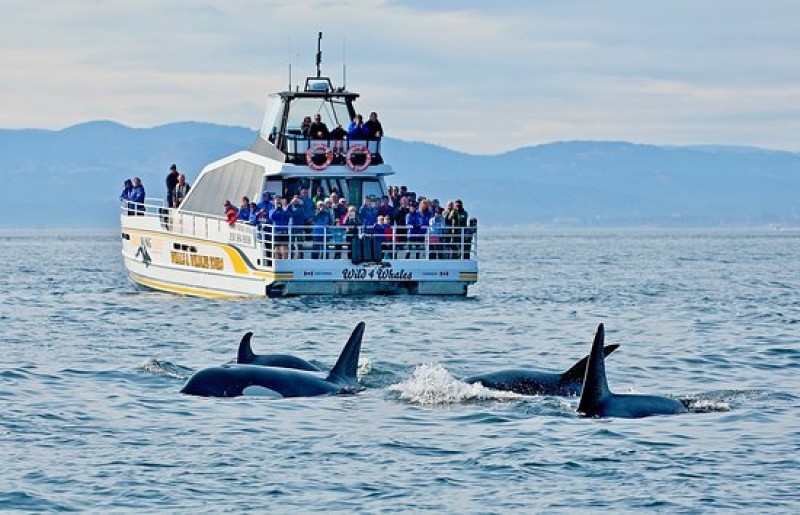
[129,272,246,299]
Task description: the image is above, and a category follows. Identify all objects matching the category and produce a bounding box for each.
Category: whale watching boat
[120,35,478,298]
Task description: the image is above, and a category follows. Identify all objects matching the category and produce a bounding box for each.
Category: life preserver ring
[345,144,372,172]
[306,143,333,171]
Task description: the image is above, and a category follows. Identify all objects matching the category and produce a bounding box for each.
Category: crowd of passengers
[221,185,475,259]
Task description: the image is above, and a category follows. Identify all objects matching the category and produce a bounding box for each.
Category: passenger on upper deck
[365,112,383,139]
[347,114,369,139]
[329,124,346,156]
[300,116,312,138]
[130,177,146,214]
[309,114,329,139]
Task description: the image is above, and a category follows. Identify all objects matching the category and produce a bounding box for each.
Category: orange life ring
[306,143,333,171]
[345,144,372,172]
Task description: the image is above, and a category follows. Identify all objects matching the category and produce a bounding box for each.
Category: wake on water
[388,363,524,406]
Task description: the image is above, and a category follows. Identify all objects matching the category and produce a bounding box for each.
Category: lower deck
[120,202,478,298]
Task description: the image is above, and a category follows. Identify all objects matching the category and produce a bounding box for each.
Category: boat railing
[120,201,476,265]
[284,137,383,166]
[256,224,477,264]
[120,200,258,247]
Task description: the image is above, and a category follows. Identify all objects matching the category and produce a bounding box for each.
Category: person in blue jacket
[311,200,333,259]
[120,179,134,215]
[287,196,308,258]
[269,197,290,259]
[405,202,425,250]
[359,197,378,228]
[130,177,146,214]
[237,196,251,222]
[347,114,370,139]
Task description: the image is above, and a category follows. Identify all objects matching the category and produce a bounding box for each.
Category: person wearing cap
[166,164,179,208]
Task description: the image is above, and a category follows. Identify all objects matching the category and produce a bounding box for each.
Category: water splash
[357,357,372,380]
[388,363,523,406]
[139,358,193,380]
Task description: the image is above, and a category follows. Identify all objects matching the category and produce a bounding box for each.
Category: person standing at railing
[300,116,312,138]
[365,112,383,139]
[377,195,393,218]
[287,196,308,258]
[120,179,134,215]
[392,195,410,255]
[223,200,238,226]
[309,114,329,139]
[131,177,146,215]
[269,197,290,259]
[444,199,469,259]
[237,197,251,222]
[406,203,425,257]
[429,207,446,260]
[359,197,378,228]
[347,114,369,139]
[166,164,179,208]
[330,124,346,157]
[256,191,272,212]
[173,174,190,208]
[311,201,333,259]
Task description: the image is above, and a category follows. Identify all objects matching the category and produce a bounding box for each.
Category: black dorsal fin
[237,332,255,364]
[578,324,611,415]
[325,322,365,388]
[559,344,619,385]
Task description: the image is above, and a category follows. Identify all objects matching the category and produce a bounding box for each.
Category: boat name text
[171,251,224,271]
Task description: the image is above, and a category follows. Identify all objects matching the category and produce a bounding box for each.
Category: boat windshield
[286,97,351,134]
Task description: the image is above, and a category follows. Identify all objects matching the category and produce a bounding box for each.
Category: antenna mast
[315,31,323,78]
[288,36,293,90]
[342,35,347,90]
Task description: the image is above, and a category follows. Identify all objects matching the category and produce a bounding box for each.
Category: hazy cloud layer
[2,0,799,153]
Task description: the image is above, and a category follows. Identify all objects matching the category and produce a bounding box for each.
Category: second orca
[237,331,321,372]
[181,322,365,398]
[464,344,619,396]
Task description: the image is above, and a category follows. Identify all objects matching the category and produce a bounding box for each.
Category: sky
[2,0,799,154]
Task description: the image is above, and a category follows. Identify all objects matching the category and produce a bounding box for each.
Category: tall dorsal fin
[237,332,255,364]
[559,344,619,385]
[578,324,611,415]
[325,322,365,388]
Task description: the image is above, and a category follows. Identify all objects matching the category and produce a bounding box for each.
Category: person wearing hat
[166,164,179,208]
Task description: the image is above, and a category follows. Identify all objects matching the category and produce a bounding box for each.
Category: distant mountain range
[1,120,798,228]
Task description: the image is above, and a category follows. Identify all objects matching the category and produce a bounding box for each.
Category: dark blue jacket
[287,203,306,227]
[269,207,289,233]
[120,186,133,202]
[237,206,251,221]
[406,211,425,234]
[130,185,145,204]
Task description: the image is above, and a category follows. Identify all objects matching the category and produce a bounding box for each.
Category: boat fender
[306,143,334,171]
[345,144,372,172]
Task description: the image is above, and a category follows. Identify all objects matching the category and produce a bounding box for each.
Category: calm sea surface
[1,228,798,512]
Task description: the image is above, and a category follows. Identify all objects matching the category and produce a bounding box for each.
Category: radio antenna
[288,36,292,91]
[315,31,323,78]
[342,35,347,90]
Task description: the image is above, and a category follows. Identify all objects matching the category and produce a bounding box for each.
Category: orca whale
[237,332,321,372]
[578,324,687,418]
[181,322,365,398]
[464,344,620,396]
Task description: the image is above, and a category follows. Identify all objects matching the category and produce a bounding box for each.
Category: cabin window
[285,98,351,135]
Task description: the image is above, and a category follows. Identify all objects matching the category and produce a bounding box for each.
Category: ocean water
[1,228,798,511]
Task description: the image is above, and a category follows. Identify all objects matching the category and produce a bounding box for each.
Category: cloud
[1,0,799,153]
